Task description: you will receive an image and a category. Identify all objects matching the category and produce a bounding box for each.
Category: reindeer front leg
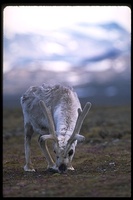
[38,135,57,172]
[24,123,35,172]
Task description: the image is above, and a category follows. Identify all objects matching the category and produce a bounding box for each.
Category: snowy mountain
[3,22,131,107]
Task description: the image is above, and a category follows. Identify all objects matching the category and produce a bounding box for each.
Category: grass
[3,105,131,197]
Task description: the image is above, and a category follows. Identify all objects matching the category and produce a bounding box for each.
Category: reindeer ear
[75,134,85,143]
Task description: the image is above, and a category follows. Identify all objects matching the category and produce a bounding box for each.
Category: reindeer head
[39,100,91,173]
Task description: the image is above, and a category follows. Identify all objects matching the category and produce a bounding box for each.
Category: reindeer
[20,83,91,173]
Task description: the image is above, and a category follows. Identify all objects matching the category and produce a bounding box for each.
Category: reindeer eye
[53,150,56,154]
[68,149,73,156]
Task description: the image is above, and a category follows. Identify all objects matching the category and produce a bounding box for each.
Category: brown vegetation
[3,105,131,197]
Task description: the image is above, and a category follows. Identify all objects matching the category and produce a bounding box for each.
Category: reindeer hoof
[24,165,36,172]
[68,166,75,170]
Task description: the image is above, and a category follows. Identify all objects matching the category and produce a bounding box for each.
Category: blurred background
[3,6,131,108]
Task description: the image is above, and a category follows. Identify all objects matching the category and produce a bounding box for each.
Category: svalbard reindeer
[20,83,91,173]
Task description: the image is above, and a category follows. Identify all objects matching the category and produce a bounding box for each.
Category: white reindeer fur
[20,83,90,173]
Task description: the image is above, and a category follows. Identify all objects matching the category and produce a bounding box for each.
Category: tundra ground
[3,105,131,197]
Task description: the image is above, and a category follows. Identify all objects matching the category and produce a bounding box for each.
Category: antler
[71,102,91,138]
[39,100,59,169]
[39,100,57,141]
[65,102,91,154]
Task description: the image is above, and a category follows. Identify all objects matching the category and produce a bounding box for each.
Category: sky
[3,6,131,74]
[3,6,131,38]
